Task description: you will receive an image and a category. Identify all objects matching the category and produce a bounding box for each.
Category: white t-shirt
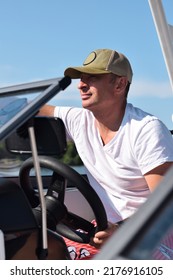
[54,103,173,223]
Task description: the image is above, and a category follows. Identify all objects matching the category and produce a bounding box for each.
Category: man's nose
[78,80,88,90]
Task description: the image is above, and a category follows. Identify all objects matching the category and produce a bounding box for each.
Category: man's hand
[90,222,119,248]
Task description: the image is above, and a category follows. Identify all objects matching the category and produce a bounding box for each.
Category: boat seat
[0,178,70,259]
[0,178,38,233]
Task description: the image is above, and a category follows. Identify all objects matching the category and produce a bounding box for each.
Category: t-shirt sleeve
[133,119,173,174]
[54,106,82,142]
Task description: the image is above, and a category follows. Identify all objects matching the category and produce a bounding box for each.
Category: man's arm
[37,104,55,117]
[91,161,173,248]
[144,162,173,192]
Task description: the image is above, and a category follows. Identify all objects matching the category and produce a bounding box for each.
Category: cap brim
[64,67,111,78]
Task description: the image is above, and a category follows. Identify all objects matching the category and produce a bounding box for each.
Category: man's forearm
[37,105,55,117]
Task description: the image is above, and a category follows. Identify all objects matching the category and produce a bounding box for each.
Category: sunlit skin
[78,73,126,117]
[78,74,128,144]
[78,74,117,110]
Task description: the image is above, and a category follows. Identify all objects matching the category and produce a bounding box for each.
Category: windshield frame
[0,76,71,141]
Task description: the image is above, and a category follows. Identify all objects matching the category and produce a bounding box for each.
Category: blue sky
[0,0,173,128]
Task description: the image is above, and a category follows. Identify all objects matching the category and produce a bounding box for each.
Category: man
[39,49,173,258]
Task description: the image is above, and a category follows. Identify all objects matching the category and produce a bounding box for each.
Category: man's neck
[94,103,126,145]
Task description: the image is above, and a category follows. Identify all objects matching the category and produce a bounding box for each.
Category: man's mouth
[81,93,92,100]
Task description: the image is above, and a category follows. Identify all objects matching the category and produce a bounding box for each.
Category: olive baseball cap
[64,49,133,83]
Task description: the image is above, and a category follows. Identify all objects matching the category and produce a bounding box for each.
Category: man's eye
[89,75,97,80]
[81,75,98,83]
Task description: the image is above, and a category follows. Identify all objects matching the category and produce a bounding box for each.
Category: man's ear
[115,77,128,92]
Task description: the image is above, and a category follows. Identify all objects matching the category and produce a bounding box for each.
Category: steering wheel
[19,156,108,243]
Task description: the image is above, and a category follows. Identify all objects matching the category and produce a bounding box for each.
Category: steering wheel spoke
[57,212,95,243]
[47,172,67,203]
[63,212,95,232]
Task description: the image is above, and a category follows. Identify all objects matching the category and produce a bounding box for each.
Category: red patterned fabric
[63,219,99,260]
[64,237,99,260]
